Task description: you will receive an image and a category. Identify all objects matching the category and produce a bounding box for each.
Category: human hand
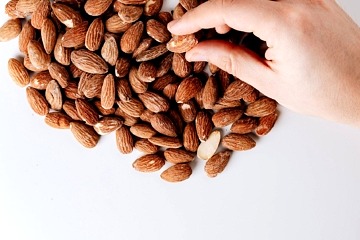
[168,0,360,127]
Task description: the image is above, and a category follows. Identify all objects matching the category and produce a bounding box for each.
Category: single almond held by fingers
[205,150,232,178]
[161,164,192,182]
[8,58,30,87]
[221,133,256,151]
[167,34,198,53]
[70,122,100,148]
[133,154,165,173]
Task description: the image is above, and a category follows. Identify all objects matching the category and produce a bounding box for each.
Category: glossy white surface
[1,1,360,240]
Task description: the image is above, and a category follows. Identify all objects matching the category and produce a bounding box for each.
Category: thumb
[185,40,274,93]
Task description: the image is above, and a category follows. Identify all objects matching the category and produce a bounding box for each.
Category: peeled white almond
[197,130,221,160]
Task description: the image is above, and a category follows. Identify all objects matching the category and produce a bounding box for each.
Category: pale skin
[167,0,360,127]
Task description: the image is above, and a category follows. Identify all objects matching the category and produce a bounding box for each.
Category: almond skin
[135,43,168,62]
[133,154,165,173]
[164,149,195,164]
[116,126,134,154]
[45,112,71,129]
[231,117,258,134]
[172,53,192,78]
[116,78,132,101]
[27,40,51,70]
[183,122,199,152]
[118,3,143,23]
[156,53,173,78]
[105,14,132,34]
[130,123,157,139]
[120,21,144,54]
[8,58,30,87]
[75,98,99,126]
[84,0,112,16]
[255,112,278,136]
[205,150,232,178]
[85,18,104,51]
[178,100,197,123]
[101,74,116,110]
[63,100,82,121]
[101,33,118,66]
[146,19,171,43]
[175,76,202,103]
[0,18,22,42]
[117,98,145,117]
[30,71,52,90]
[224,79,254,101]
[148,136,182,148]
[48,62,69,88]
[167,34,198,53]
[161,164,192,182]
[245,97,278,117]
[144,0,163,16]
[115,57,131,78]
[195,110,213,142]
[203,75,218,109]
[150,113,177,137]
[134,139,159,154]
[179,0,198,11]
[71,49,108,74]
[138,61,157,82]
[54,33,71,66]
[212,108,243,128]
[114,107,139,126]
[26,86,49,116]
[45,80,63,111]
[61,21,88,48]
[133,37,153,59]
[51,3,83,28]
[70,122,100,148]
[129,67,148,93]
[19,21,36,54]
[6,0,27,18]
[138,91,170,113]
[221,133,256,151]
[31,0,50,29]
[78,73,105,99]
[157,11,173,25]
[41,18,57,54]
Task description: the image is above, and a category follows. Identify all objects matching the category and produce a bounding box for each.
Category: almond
[116,78,132,102]
[205,150,232,178]
[130,123,157,138]
[78,73,105,99]
[218,69,232,94]
[140,109,155,122]
[202,75,218,109]
[146,19,171,43]
[245,97,277,117]
[54,33,71,66]
[132,37,152,59]
[144,0,163,16]
[156,53,173,78]
[45,80,63,111]
[75,98,99,125]
[84,0,112,16]
[172,3,186,20]
[6,0,27,18]
[230,117,258,134]
[71,49,108,74]
[178,100,197,123]
[243,89,259,103]
[63,81,81,100]
[212,108,243,128]
[255,112,278,136]
[138,61,157,82]
[70,122,100,148]
[100,74,116,110]
[197,130,221,160]
[132,154,165,173]
[115,57,131,78]
[221,133,256,151]
[118,3,143,23]
[114,107,139,126]
[120,21,144,54]
[116,126,134,154]
[168,108,184,135]
[8,58,30,87]
[101,33,118,66]
[164,149,195,164]
[175,76,202,103]
[94,100,116,116]
[48,62,69,88]
[117,98,145,117]
[183,122,199,152]
[116,0,147,5]
[162,82,179,100]
[26,86,49,116]
[224,79,254,101]
[51,3,83,28]
[63,100,82,121]
[0,18,22,42]
[45,112,71,129]
[94,116,123,135]
[179,0,198,11]
[213,98,242,111]
[19,21,36,54]
[138,91,170,113]
[150,113,177,137]
[41,18,57,54]
[135,43,168,62]
[167,34,198,53]
[27,40,51,70]
[85,18,104,51]
[134,139,159,154]
[151,73,177,91]
[30,71,52,90]
[31,0,50,29]
[148,136,182,148]
[208,63,219,74]
[24,54,44,72]
[157,11,173,25]
[160,164,192,182]
[61,21,88,48]
[129,66,148,93]
[193,61,207,73]
[195,110,213,141]
[172,53,192,78]
[105,14,132,34]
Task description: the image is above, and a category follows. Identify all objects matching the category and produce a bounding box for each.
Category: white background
[1,1,360,240]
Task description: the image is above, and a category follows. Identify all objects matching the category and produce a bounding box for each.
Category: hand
[168,0,360,127]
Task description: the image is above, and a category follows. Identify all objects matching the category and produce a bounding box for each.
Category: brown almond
[138,91,170,113]
[148,135,182,148]
[24,54,44,72]
[94,100,116,116]
[16,0,41,14]
[146,19,171,43]
[255,112,278,136]
[195,110,213,141]
[245,97,277,117]
[51,3,83,28]
[45,80,63,111]
[70,122,100,148]
[6,0,27,18]
[63,81,82,100]
[175,76,202,103]
[172,53,192,78]
[183,122,199,152]
[105,14,132,34]
[0,18,22,42]
[164,148,195,164]
[161,164,192,182]
[132,37,152,59]
[54,33,71,66]
[116,126,134,154]
[130,123,157,138]
[41,18,57,54]
[140,109,155,123]
[84,0,112,16]
[75,98,99,125]
[168,108,184,135]
[48,62,69,88]
[179,0,198,11]
[193,61,207,73]
[208,63,219,74]
[19,21,36,54]
[26,86,49,116]
[45,112,71,129]
[221,133,256,151]
[118,3,143,23]
[243,89,259,103]
[231,117,258,134]
[144,0,163,16]
[30,71,52,90]
[101,74,116,110]
[31,0,50,29]
[115,57,131,78]
[202,75,219,109]
[178,100,197,123]
[173,3,186,20]
[224,79,254,101]
[27,40,51,70]
[167,34,198,53]
[212,108,243,128]
[205,150,232,178]
[162,82,179,100]
[135,43,168,62]
[63,100,82,121]
[156,53,173,78]
[8,58,30,87]
[78,73,105,99]
[138,61,157,82]
[120,21,144,54]
[85,18,104,51]
[213,98,242,111]
[133,154,165,172]
[114,107,139,126]
[157,11,173,25]
[129,66,148,93]
[101,33,118,66]
[117,98,145,117]
[116,78,132,102]
[94,116,123,135]
[134,139,159,154]
[150,113,177,137]
[151,73,177,91]
[71,49,108,74]
[61,21,88,48]
[117,0,147,4]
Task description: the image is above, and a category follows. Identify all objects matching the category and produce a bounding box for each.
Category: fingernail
[167,20,179,31]
[186,51,207,62]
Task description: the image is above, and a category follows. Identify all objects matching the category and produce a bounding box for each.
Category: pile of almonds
[1,0,278,182]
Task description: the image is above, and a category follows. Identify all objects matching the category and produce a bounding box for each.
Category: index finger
[168,0,282,41]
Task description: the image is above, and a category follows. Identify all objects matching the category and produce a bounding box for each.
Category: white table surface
[1,1,360,240]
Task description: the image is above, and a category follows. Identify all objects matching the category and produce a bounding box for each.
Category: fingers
[168,0,282,40]
[185,40,274,93]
